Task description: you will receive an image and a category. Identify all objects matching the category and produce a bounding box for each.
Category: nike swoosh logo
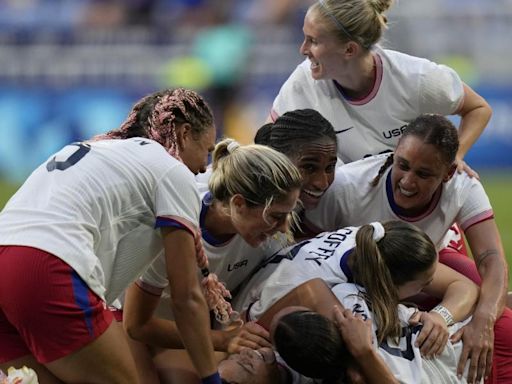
[335,126,354,134]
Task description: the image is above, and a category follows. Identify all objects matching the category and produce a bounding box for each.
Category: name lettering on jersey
[352,303,368,321]
[227,259,248,271]
[305,229,353,265]
[382,124,408,139]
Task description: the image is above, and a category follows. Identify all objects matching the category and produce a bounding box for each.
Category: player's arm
[124,279,269,353]
[256,278,340,329]
[333,306,399,384]
[162,226,219,382]
[257,279,400,384]
[414,263,479,358]
[453,218,507,383]
[123,282,183,348]
[455,83,492,177]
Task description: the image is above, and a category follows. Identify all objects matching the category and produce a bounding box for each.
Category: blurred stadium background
[0,0,510,286]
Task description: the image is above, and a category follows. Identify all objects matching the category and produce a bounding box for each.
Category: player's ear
[175,122,192,150]
[343,41,360,58]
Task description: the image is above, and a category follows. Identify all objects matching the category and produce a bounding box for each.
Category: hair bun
[227,141,241,154]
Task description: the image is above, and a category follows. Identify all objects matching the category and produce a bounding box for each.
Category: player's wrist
[429,305,454,326]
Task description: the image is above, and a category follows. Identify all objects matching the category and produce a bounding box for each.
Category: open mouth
[303,188,324,198]
[398,185,415,197]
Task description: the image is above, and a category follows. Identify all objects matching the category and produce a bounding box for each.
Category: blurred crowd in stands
[0,0,511,182]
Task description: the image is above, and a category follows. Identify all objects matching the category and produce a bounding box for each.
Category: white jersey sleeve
[155,163,201,229]
[419,63,464,115]
[450,175,493,231]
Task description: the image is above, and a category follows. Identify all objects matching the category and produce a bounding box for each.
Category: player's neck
[334,52,375,100]
[204,201,237,242]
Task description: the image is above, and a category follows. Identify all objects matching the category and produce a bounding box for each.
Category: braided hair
[370,114,459,186]
[92,88,213,161]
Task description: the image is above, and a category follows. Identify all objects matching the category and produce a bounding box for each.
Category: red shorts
[0,246,113,363]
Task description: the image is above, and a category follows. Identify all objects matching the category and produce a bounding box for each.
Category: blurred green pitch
[1,172,511,288]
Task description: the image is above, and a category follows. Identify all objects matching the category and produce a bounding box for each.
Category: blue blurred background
[0,0,511,285]
[0,0,511,183]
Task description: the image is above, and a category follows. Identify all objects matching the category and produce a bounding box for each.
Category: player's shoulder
[448,170,484,191]
[379,47,438,76]
[335,154,388,183]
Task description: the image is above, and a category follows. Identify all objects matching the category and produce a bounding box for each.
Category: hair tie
[370,222,385,241]
[227,141,241,154]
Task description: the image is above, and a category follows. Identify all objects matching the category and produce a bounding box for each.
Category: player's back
[0,138,187,301]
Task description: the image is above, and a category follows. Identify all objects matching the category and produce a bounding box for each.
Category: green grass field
[1,173,511,288]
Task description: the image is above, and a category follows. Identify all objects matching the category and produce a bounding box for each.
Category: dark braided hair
[371,114,459,186]
[92,88,214,161]
[255,109,337,157]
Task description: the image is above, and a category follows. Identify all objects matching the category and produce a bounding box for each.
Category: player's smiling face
[300,9,347,80]
[293,138,337,210]
[391,136,454,216]
[231,189,300,247]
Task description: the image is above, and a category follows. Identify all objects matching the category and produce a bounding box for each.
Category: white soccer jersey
[139,185,290,317]
[0,138,201,304]
[271,47,464,163]
[332,283,472,383]
[234,226,359,319]
[305,154,493,251]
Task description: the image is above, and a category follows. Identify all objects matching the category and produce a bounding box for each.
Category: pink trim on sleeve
[270,109,280,122]
[460,209,494,231]
[156,215,198,239]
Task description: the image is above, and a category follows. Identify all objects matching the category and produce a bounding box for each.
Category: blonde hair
[201,138,302,323]
[311,0,393,49]
[209,138,302,215]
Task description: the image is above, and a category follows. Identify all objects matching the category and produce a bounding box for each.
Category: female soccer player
[304,114,512,383]
[0,88,222,384]
[268,0,491,177]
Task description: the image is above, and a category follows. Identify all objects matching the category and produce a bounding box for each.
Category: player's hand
[456,158,479,179]
[410,311,449,358]
[346,366,368,384]
[333,305,374,359]
[451,313,494,384]
[225,321,272,354]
